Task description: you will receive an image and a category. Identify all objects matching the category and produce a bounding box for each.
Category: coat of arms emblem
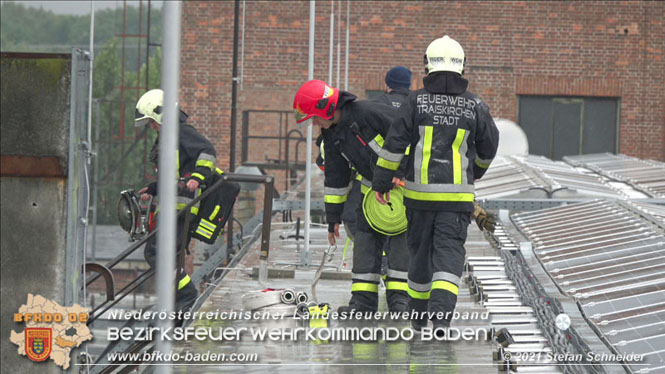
[25,328,52,362]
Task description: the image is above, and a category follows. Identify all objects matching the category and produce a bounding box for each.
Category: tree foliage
[92,40,163,224]
[1,1,162,53]
[1,1,164,224]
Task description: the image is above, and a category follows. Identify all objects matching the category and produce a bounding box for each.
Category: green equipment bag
[190,169,240,244]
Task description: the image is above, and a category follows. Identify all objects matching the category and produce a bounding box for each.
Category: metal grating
[476,155,639,200]
[512,200,665,373]
[564,153,665,198]
[475,156,548,199]
[517,155,629,199]
[629,201,665,225]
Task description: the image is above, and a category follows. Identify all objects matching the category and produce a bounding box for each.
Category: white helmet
[424,35,465,75]
[135,89,164,126]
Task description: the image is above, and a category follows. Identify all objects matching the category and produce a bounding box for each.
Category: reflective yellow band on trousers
[421,126,433,184]
[432,280,459,295]
[196,227,213,239]
[404,190,475,202]
[386,281,409,292]
[178,275,191,290]
[407,288,430,300]
[452,128,466,184]
[407,280,458,299]
[199,219,216,231]
[352,283,379,293]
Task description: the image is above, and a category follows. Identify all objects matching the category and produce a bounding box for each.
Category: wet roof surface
[174,217,501,373]
[512,200,665,373]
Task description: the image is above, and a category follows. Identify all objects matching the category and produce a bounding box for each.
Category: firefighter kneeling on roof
[293,80,410,314]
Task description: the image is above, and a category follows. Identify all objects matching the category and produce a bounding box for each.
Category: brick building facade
[180,1,664,180]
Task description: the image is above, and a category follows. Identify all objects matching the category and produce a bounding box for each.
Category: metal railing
[241,110,314,190]
[84,173,274,325]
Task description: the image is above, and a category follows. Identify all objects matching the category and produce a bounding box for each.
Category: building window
[517,96,619,160]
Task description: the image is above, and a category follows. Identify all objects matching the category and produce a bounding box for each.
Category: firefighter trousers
[144,213,199,315]
[349,196,410,312]
[405,209,469,325]
[341,179,362,240]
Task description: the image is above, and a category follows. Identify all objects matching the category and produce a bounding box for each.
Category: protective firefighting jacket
[372,72,499,212]
[370,87,410,109]
[322,92,399,225]
[147,111,218,212]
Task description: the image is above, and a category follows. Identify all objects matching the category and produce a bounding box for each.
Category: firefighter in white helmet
[373,35,499,331]
[135,89,219,315]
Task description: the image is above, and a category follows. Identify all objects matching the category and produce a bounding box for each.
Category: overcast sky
[3,1,161,15]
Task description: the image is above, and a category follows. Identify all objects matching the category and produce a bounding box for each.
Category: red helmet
[293,80,339,123]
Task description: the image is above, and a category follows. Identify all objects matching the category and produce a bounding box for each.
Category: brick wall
[180,0,665,174]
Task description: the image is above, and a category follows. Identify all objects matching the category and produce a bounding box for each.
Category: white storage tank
[495,118,529,156]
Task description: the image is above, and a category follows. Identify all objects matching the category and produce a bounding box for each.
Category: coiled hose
[362,187,407,236]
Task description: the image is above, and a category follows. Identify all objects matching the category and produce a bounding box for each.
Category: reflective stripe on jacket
[322,92,399,224]
[149,114,218,212]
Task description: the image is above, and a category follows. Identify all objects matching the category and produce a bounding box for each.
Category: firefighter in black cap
[371,66,412,109]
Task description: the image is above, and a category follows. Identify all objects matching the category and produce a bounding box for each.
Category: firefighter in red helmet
[294,80,410,313]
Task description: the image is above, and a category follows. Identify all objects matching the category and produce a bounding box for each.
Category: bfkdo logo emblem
[25,328,52,362]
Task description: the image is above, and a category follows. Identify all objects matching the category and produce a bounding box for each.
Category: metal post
[336,2,341,87]
[328,0,334,84]
[258,175,274,284]
[228,0,241,256]
[91,100,101,261]
[65,49,81,306]
[230,0,240,173]
[304,0,315,261]
[87,1,95,160]
[240,0,246,90]
[344,0,350,90]
[156,2,181,372]
[146,0,151,88]
[87,2,95,275]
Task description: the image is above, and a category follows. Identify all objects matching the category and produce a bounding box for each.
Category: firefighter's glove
[371,173,393,195]
[472,202,496,233]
